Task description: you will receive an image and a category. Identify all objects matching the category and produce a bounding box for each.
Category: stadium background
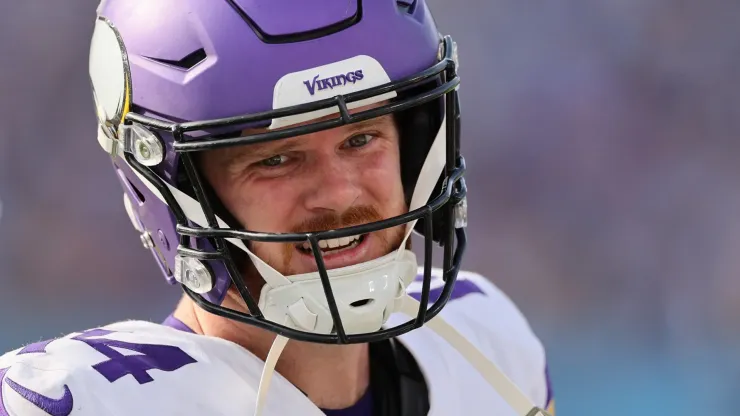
[1,1,738,414]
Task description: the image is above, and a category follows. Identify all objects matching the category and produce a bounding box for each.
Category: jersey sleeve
[0,324,200,416]
[411,268,553,411]
[0,321,340,416]
[0,338,78,416]
[457,270,552,410]
[544,364,555,414]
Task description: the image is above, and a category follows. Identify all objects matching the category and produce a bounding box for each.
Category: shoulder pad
[409,268,552,409]
[0,322,198,415]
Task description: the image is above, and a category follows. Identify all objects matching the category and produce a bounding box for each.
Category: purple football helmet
[89,0,467,344]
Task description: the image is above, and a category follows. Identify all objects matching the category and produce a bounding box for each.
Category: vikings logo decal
[89,17,132,153]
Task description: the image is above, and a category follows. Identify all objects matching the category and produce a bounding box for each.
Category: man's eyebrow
[342,116,394,135]
[226,139,301,164]
[225,115,394,163]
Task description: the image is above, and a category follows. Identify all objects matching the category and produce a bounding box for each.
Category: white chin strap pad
[258,250,418,335]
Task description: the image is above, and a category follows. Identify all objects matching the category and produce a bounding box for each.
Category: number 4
[71,329,197,384]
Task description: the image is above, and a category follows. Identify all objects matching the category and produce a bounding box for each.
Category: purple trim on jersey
[320,387,373,416]
[0,367,10,416]
[1,369,73,416]
[163,314,196,334]
[17,339,55,355]
[545,364,553,407]
[409,277,485,304]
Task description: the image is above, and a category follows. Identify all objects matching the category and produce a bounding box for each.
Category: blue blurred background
[1,1,739,414]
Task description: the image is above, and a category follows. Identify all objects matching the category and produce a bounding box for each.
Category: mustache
[291,205,385,234]
[276,205,388,275]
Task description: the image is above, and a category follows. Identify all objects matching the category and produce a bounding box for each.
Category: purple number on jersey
[17,339,55,355]
[0,328,197,415]
[71,328,197,384]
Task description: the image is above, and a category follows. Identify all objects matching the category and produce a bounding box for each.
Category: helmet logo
[90,17,131,131]
[303,70,364,96]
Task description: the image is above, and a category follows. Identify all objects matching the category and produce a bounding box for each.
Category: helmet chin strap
[253,333,290,416]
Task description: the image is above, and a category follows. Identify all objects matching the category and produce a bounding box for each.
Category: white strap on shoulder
[252,296,551,416]
[399,295,552,416]
[253,335,290,416]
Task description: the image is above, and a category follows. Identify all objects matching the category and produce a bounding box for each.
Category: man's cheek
[250,242,284,270]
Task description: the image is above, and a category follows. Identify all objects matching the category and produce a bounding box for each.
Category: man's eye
[260,155,288,167]
[344,134,374,149]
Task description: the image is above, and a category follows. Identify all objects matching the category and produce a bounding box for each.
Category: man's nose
[302,156,361,214]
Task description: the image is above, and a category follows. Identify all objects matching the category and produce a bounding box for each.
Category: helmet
[89,0,467,344]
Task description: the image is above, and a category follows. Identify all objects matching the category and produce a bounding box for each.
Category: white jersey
[0,269,553,416]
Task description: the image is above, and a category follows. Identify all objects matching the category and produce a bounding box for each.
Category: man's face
[199,113,407,277]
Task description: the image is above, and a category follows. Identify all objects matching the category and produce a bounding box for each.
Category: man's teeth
[301,235,362,252]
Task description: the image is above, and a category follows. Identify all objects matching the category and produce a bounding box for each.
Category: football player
[0,1,555,415]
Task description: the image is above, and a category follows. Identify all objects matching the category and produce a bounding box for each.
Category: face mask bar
[122,36,467,344]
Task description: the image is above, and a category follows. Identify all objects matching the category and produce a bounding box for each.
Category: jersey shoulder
[0,321,321,416]
[0,321,199,416]
[408,268,552,410]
